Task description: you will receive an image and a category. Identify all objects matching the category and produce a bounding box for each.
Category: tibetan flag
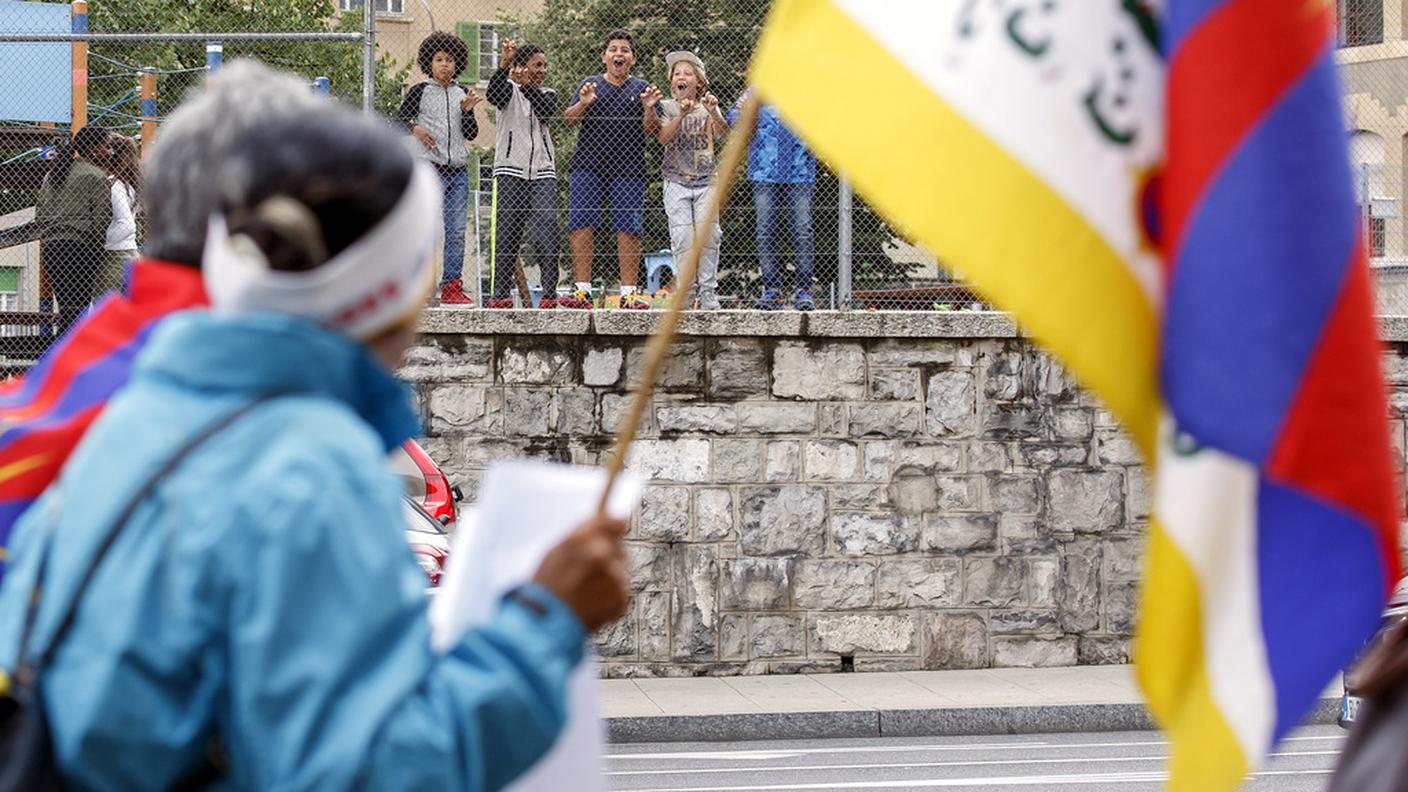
[750,1,1400,790]
[1142,0,1400,788]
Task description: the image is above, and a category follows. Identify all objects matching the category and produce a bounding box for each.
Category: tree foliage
[37,0,407,120]
[504,0,920,298]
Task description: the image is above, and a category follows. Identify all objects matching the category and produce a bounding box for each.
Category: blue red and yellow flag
[0,259,207,580]
[750,1,1399,789]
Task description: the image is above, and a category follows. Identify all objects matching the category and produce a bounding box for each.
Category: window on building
[1370,217,1387,258]
[479,25,501,81]
[339,0,405,15]
[1338,0,1384,47]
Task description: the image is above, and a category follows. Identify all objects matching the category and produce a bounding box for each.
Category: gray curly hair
[143,59,330,266]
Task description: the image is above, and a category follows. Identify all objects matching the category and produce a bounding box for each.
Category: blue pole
[206,40,223,73]
[313,76,330,95]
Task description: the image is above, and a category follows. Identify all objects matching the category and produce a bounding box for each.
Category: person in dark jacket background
[395,31,482,306]
[485,39,561,309]
[35,124,113,333]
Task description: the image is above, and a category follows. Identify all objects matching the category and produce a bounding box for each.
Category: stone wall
[406,310,1408,678]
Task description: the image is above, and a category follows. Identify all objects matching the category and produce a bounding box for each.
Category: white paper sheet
[428,460,642,792]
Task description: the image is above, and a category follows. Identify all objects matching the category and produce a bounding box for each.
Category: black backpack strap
[13,394,283,681]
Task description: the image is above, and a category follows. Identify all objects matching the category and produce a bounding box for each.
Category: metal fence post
[837,175,853,311]
[362,0,376,112]
[70,0,88,129]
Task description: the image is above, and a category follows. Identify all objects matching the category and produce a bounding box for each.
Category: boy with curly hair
[395,31,482,305]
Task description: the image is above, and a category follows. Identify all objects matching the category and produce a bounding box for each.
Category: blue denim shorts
[567,170,644,236]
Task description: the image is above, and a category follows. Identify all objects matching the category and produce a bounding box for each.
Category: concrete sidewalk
[601,665,1341,743]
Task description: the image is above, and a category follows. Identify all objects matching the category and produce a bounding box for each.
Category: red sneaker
[556,289,593,309]
[486,297,515,309]
[439,278,474,306]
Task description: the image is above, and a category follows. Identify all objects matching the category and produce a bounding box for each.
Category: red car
[392,439,461,528]
[392,440,461,587]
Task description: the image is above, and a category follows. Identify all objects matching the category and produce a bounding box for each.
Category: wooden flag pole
[595,95,761,516]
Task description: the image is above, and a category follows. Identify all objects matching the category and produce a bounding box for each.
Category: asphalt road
[607,725,1346,791]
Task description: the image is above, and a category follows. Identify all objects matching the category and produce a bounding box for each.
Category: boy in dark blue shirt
[561,29,659,309]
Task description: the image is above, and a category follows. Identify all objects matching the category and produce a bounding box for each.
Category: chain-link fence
[0,0,1404,357]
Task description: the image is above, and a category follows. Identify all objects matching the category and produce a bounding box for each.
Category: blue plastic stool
[644,249,676,293]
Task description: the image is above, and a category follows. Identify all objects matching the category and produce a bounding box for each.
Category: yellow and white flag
[750,0,1165,454]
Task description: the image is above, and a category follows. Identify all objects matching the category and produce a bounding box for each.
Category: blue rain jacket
[0,311,585,791]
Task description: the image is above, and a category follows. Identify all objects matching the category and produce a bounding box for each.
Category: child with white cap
[642,50,730,310]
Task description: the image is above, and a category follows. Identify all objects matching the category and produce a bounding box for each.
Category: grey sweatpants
[663,179,722,296]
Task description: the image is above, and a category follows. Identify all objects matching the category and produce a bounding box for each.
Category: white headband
[203,161,442,340]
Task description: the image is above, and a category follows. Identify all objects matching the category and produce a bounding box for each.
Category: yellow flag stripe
[1136,518,1250,791]
[749,0,1159,456]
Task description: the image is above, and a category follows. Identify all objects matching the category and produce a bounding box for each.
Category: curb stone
[605,697,1341,744]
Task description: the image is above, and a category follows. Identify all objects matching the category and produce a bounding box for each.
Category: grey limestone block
[810,613,916,655]
[657,404,738,434]
[876,559,962,608]
[1095,431,1142,466]
[765,441,802,482]
[751,614,806,658]
[601,392,654,436]
[713,439,763,483]
[502,388,556,437]
[582,345,624,387]
[595,610,637,658]
[1058,541,1103,633]
[833,512,919,556]
[708,339,770,400]
[1017,443,1090,467]
[967,441,1011,473]
[627,439,712,483]
[925,370,976,436]
[923,513,999,554]
[427,385,503,434]
[1078,635,1131,665]
[849,402,924,438]
[719,558,792,610]
[804,440,861,481]
[794,559,877,609]
[867,339,962,367]
[556,388,596,437]
[1046,470,1124,534]
[398,338,494,383]
[739,485,829,557]
[982,403,1047,440]
[1104,579,1139,634]
[923,611,989,669]
[694,488,736,541]
[639,591,672,661]
[638,486,691,541]
[720,614,749,661]
[992,636,1079,668]
[869,369,922,401]
[671,545,720,661]
[830,483,888,510]
[499,341,574,385]
[988,475,1040,514]
[625,542,671,591]
[772,341,867,401]
[1052,407,1094,441]
[963,557,1029,607]
[863,442,894,481]
[627,341,705,392]
[989,609,1061,636]
[739,402,819,435]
